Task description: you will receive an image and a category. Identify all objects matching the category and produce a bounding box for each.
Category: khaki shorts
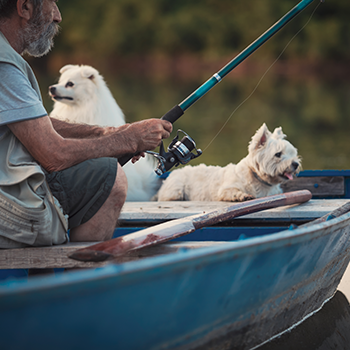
[45,158,118,229]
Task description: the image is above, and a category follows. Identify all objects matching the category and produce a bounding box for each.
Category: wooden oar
[68,190,312,262]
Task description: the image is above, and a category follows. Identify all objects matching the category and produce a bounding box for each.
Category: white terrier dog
[156,123,301,201]
[49,64,161,201]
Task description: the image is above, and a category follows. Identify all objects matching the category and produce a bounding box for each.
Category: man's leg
[69,164,128,242]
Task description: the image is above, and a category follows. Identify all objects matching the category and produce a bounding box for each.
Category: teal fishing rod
[119,0,318,173]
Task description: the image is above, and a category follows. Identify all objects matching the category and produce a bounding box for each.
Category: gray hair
[0,0,43,20]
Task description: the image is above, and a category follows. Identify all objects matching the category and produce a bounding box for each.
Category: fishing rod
[119,0,318,174]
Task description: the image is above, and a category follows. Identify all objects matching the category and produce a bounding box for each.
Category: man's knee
[110,164,128,205]
[68,163,128,242]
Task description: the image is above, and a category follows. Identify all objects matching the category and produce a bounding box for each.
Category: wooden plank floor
[119,199,350,224]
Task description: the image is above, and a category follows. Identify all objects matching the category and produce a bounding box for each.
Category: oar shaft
[69,190,312,262]
[193,190,312,229]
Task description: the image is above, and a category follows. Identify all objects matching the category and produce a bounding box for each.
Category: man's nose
[53,3,62,23]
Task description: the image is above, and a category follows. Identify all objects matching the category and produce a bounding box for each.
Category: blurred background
[28,0,350,169]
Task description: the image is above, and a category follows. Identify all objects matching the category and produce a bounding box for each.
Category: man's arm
[50,117,120,139]
[8,115,172,173]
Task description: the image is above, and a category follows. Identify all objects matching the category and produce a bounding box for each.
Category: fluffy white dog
[156,123,301,201]
[49,64,161,201]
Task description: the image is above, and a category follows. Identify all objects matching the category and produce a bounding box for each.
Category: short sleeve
[0,63,47,126]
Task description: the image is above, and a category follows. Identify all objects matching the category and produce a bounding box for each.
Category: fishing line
[203,1,321,152]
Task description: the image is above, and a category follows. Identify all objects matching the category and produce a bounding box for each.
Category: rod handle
[118,153,135,166]
[161,105,184,123]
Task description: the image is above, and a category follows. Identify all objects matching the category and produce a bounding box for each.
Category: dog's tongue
[284,172,294,180]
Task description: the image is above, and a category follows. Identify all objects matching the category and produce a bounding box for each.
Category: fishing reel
[147,129,202,176]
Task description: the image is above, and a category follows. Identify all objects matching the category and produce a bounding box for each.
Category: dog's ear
[59,65,76,74]
[80,66,98,82]
[272,127,286,140]
[249,123,271,152]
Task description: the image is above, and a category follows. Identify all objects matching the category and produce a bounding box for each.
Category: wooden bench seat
[0,241,227,269]
[281,175,345,197]
[118,199,349,224]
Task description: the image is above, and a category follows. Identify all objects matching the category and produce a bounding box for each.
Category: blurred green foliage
[39,67,350,170]
[35,0,350,170]
[54,0,349,61]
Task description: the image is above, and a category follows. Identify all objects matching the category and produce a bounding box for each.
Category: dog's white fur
[156,123,301,201]
[49,64,161,201]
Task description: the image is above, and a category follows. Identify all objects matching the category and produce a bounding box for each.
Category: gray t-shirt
[0,63,47,137]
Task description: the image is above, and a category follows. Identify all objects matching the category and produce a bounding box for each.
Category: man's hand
[122,119,173,153]
[131,152,145,164]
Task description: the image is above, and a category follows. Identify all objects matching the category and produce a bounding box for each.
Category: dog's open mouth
[51,95,74,101]
[282,171,294,180]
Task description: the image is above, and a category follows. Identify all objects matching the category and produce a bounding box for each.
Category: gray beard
[21,11,60,57]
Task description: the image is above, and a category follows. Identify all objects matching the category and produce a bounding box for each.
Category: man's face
[22,0,61,57]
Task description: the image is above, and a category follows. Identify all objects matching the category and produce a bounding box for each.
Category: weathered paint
[0,204,350,350]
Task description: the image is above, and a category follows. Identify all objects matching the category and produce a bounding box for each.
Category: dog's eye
[65,81,74,88]
[275,152,282,158]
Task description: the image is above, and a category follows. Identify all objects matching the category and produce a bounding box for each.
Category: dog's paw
[218,188,255,202]
[237,193,255,202]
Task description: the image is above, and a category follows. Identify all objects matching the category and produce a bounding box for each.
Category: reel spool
[147,129,202,175]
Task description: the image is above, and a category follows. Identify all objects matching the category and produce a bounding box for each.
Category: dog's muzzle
[292,162,299,170]
[49,86,73,101]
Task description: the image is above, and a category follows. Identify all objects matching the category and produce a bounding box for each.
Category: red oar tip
[68,249,113,262]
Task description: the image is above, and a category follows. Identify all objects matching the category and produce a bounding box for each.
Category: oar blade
[68,217,197,262]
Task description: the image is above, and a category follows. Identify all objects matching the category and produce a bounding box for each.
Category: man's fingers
[125,119,174,153]
[162,130,171,140]
[131,152,146,163]
[162,120,173,133]
[160,120,172,140]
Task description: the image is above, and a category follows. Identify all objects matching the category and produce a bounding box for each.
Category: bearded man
[0,0,172,248]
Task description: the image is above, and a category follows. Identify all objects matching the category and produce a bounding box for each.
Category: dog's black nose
[49,86,56,94]
[292,162,299,170]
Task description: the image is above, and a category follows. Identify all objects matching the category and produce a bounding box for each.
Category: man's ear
[17,0,35,21]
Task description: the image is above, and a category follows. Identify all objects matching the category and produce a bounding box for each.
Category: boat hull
[1,209,350,350]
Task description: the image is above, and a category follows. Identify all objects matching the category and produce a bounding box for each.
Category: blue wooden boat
[0,170,350,350]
